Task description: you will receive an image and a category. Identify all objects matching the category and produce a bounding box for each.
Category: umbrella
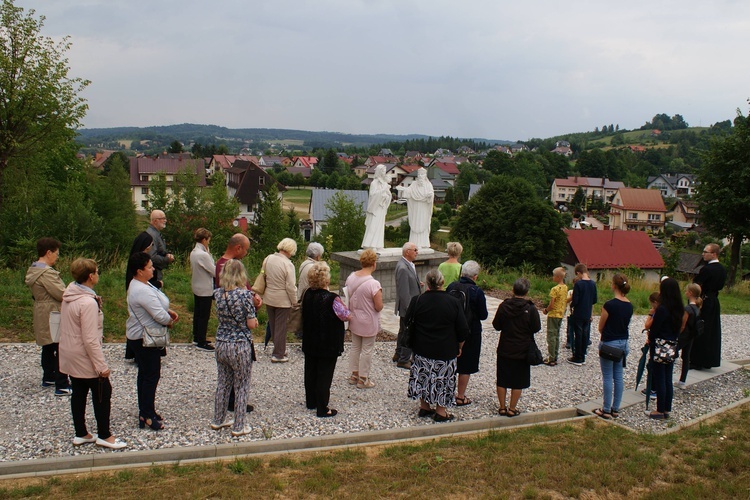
[264,322,272,348]
[635,340,653,410]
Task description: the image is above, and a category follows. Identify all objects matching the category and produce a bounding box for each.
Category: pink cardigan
[59,283,107,379]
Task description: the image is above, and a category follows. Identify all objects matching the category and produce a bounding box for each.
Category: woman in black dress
[492,278,541,417]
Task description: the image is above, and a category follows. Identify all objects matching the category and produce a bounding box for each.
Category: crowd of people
[26,219,728,449]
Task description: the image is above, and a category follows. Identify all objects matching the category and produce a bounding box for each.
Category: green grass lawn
[282,188,312,204]
[2,402,749,498]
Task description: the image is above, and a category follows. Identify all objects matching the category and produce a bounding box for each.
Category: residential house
[258,156,290,168]
[551,145,573,157]
[208,154,258,176]
[361,163,398,187]
[563,229,664,283]
[129,156,206,212]
[226,160,286,221]
[646,173,697,198]
[468,183,482,200]
[292,156,318,169]
[403,151,423,164]
[658,249,704,279]
[457,146,475,155]
[550,177,625,205]
[353,163,369,178]
[670,199,699,225]
[510,143,528,154]
[629,145,646,153]
[555,140,571,148]
[433,148,452,157]
[92,150,116,170]
[284,166,312,180]
[397,165,453,202]
[608,187,667,232]
[494,145,512,155]
[309,189,369,236]
[364,156,393,168]
[378,149,395,157]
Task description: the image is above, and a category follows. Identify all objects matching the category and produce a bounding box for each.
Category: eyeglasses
[155,217,167,221]
[702,250,713,254]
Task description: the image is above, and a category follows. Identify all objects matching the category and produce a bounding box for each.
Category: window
[648,214,661,221]
[259,177,265,186]
[141,187,149,195]
[141,200,148,208]
[628,213,639,220]
[140,175,149,182]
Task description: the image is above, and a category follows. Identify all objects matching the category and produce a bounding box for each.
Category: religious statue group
[361,165,434,251]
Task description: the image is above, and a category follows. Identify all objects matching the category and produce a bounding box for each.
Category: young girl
[675,284,702,389]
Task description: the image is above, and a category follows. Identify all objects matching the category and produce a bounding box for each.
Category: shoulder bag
[402,294,421,349]
[129,303,169,349]
[527,337,544,365]
[287,288,307,335]
[252,256,269,295]
[652,338,678,364]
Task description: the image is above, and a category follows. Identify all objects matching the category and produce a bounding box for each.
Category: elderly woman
[297,242,324,302]
[595,274,632,419]
[211,259,258,437]
[492,278,541,417]
[59,259,126,449]
[438,242,463,286]
[260,238,298,363]
[25,237,70,395]
[407,270,468,422]
[446,260,488,406]
[190,228,216,351]
[301,262,350,417]
[345,249,383,389]
[126,252,178,430]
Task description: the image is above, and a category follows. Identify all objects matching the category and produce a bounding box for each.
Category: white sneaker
[72,434,97,446]
[674,381,687,390]
[96,437,127,449]
[271,356,289,363]
[210,419,234,430]
[231,425,252,437]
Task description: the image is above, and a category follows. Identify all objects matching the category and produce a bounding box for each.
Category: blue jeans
[572,317,591,362]
[651,360,674,413]
[599,339,629,413]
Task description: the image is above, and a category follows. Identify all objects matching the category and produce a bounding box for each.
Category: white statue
[361,164,392,249]
[398,167,434,249]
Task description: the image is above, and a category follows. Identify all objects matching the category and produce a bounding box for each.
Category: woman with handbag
[59,258,126,449]
[258,238,298,363]
[406,270,468,422]
[647,277,687,420]
[126,252,178,430]
[211,259,258,437]
[345,249,383,389]
[492,278,541,417]
[594,274,632,419]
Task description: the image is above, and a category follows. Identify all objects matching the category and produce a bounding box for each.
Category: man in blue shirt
[568,263,597,366]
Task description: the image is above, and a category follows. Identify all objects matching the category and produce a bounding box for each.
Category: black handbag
[527,338,544,366]
[599,344,624,362]
[402,295,421,349]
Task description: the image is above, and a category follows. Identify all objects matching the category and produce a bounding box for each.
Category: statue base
[331,249,447,302]
[358,247,435,257]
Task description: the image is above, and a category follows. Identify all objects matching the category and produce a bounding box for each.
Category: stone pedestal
[331,250,449,302]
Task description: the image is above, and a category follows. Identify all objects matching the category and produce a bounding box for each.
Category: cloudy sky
[17,0,750,140]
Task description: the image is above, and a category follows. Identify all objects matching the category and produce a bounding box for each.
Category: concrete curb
[0,408,581,479]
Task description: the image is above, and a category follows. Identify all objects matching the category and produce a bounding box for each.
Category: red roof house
[563,229,664,283]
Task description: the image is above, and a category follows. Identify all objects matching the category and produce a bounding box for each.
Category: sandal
[455,395,472,406]
[317,408,338,418]
[593,408,612,419]
[433,412,455,422]
[610,410,620,419]
[507,408,522,417]
[418,408,436,418]
[647,411,666,420]
[498,407,508,416]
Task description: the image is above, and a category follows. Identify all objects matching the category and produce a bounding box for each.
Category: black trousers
[304,355,338,416]
[41,343,69,389]
[70,376,112,439]
[192,295,213,344]
[128,338,162,420]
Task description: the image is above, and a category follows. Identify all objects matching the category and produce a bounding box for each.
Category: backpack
[448,282,473,325]
[687,303,704,340]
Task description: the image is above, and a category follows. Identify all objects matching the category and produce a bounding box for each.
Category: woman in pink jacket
[59,259,126,450]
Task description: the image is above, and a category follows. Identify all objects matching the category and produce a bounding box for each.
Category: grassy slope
[1,402,749,498]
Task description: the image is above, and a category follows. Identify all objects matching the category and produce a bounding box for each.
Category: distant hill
[76,123,511,150]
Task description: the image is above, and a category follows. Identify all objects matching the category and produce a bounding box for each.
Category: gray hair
[305,242,324,259]
[461,260,480,279]
[425,269,445,291]
[402,241,416,255]
[512,278,530,296]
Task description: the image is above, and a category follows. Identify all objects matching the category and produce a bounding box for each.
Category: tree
[0,0,90,208]
[250,183,287,261]
[168,140,183,153]
[696,107,750,286]
[451,176,566,271]
[319,192,365,252]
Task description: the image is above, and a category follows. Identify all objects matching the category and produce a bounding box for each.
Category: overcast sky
[17,0,750,141]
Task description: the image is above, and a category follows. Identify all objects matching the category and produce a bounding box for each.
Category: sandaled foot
[507,408,522,417]
[610,410,620,419]
[317,408,338,418]
[418,408,436,418]
[455,395,472,406]
[593,408,612,419]
[433,412,455,422]
[498,407,508,416]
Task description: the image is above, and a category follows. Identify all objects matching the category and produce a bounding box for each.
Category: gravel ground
[1,314,748,462]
